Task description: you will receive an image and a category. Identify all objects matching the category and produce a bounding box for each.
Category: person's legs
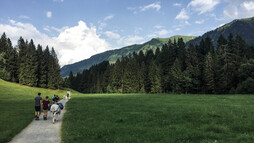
[35,106,38,119]
[37,111,40,119]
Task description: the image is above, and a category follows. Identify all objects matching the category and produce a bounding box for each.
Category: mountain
[187,17,254,47]
[61,35,195,77]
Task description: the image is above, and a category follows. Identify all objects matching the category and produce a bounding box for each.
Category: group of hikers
[34,91,70,120]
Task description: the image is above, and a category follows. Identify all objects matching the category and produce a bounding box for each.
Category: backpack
[48,104,52,110]
[57,103,64,110]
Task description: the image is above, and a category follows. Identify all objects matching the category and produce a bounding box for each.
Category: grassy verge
[62,94,254,143]
[0,79,68,142]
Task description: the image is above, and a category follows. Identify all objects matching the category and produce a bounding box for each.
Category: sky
[0,0,254,66]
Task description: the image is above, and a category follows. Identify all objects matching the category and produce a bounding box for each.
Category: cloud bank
[0,20,110,66]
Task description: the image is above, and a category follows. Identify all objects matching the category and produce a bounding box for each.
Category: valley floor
[62,93,254,143]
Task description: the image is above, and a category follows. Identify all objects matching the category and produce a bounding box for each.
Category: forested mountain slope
[187,17,254,47]
[60,35,195,77]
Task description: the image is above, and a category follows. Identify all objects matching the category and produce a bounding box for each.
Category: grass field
[0,79,69,143]
[62,94,254,143]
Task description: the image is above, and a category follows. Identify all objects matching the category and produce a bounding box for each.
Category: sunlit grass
[0,79,69,142]
[62,93,254,143]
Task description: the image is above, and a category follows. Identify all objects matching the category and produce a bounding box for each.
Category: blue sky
[0,0,254,66]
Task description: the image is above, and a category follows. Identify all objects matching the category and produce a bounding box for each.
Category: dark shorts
[35,106,41,111]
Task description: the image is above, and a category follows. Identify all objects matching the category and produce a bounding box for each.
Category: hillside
[61,35,195,77]
[187,17,254,47]
[0,79,72,142]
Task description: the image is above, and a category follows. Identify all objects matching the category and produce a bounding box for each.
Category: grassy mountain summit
[187,17,254,47]
[60,35,195,77]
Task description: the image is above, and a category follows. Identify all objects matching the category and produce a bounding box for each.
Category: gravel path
[9,99,68,143]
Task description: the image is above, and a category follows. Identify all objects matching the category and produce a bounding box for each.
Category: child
[42,96,50,120]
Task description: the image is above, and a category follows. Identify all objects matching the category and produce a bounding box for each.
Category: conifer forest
[66,34,254,94]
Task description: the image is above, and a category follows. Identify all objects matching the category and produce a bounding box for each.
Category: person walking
[42,96,50,120]
[34,93,42,120]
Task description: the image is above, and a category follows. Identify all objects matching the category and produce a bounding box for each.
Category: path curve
[9,99,68,143]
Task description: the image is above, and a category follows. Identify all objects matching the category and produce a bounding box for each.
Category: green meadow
[62,94,254,143]
[0,79,68,142]
[1,79,254,143]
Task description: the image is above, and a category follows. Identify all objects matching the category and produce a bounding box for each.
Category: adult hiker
[34,93,42,120]
[52,94,60,102]
[42,96,50,120]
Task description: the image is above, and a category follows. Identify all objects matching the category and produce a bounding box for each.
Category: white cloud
[118,35,144,46]
[175,28,181,31]
[104,14,114,21]
[54,21,110,65]
[155,29,171,36]
[53,0,64,2]
[1,20,53,46]
[175,9,189,20]
[195,20,205,24]
[154,25,164,29]
[43,26,50,32]
[188,0,220,14]
[104,31,120,39]
[242,1,254,11]
[51,26,69,33]
[134,27,143,34]
[221,0,254,19]
[173,3,182,7]
[19,15,30,19]
[0,20,110,66]
[223,4,239,19]
[127,7,138,14]
[147,34,157,38]
[46,11,52,18]
[140,2,161,11]
[98,22,107,30]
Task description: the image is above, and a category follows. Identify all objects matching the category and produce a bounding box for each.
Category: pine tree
[177,38,186,70]
[40,46,50,88]
[26,40,38,86]
[204,52,215,93]
[123,58,139,93]
[48,47,62,89]
[6,38,18,82]
[186,43,201,93]
[0,33,11,80]
[170,59,183,93]
[148,60,162,93]
[138,61,146,93]
[36,45,43,87]
[17,37,29,85]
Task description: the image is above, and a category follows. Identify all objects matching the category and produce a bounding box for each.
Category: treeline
[0,33,62,89]
[66,33,254,94]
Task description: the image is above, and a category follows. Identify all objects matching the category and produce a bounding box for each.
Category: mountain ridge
[61,35,195,77]
[187,17,254,47]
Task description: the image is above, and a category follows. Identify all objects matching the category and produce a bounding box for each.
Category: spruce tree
[26,40,38,86]
[186,43,201,93]
[204,52,215,93]
[40,46,50,88]
[149,60,162,93]
[170,59,183,93]
[17,37,29,85]
[36,45,43,87]
[48,47,62,89]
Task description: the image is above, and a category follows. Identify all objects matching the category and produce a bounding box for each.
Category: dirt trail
[9,99,68,143]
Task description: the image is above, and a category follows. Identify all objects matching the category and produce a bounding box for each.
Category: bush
[236,77,254,94]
